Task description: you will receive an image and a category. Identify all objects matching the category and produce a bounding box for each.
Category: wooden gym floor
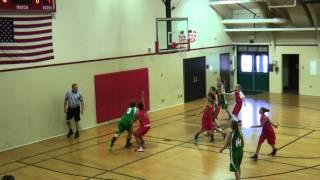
[0,93,320,179]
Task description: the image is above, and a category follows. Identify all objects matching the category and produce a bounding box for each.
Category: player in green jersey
[108,101,137,151]
[220,120,244,180]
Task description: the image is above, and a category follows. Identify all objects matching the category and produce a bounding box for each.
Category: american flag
[0,16,54,64]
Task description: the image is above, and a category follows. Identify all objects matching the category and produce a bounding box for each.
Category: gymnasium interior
[0,0,320,179]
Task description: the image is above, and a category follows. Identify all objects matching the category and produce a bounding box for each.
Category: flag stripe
[14,23,52,29]
[14,19,52,25]
[0,40,52,47]
[0,50,53,57]
[0,46,52,53]
[14,16,52,21]
[0,43,53,50]
[0,56,54,64]
[0,53,54,61]
[15,33,52,39]
[15,26,52,32]
[14,36,52,43]
[14,29,52,35]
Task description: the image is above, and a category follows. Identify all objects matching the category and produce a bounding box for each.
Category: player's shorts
[230,151,243,172]
[202,117,214,131]
[258,131,276,145]
[116,121,132,134]
[232,103,242,116]
[134,126,150,138]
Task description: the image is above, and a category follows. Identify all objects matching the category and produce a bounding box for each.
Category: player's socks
[210,134,214,142]
[109,136,117,150]
[125,138,132,148]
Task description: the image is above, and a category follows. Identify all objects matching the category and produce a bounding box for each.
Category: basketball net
[178,31,188,58]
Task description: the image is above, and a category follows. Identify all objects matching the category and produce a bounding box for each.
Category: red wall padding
[95,68,149,123]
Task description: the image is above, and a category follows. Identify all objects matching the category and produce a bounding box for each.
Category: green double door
[237,53,269,92]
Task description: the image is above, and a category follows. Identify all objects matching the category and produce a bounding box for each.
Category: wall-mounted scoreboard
[0,0,56,12]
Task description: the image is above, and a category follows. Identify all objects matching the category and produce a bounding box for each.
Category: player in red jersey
[250,107,278,160]
[133,102,151,152]
[227,84,245,124]
[194,96,225,143]
[225,84,245,128]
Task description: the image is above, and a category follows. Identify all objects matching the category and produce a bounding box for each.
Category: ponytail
[260,107,270,113]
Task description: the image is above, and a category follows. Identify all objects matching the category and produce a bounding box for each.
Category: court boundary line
[177,144,306,168]
[174,142,320,179]
[110,140,191,171]
[17,161,112,180]
[239,164,320,180]
[147,134,320,159]
[278,130,316,150]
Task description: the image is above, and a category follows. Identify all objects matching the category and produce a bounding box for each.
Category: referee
[64,83,84,138]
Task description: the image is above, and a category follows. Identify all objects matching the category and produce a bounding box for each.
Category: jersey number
[235,138,242,148]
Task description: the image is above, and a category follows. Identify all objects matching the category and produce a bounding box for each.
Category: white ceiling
[210,0,320,31]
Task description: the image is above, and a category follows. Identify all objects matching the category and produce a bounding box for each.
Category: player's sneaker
[67,129,73,138]
[135,146,144,152]
[210,134,215,142]
[125,142,133,148]
[250,154,258,160]
[74,131,79,139]
[194,134,199,144]
[271,148,278,156]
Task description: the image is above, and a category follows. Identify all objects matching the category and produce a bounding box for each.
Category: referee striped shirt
[65,90,83,108]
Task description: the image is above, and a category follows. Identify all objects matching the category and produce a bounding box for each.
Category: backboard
[155,17,190,54]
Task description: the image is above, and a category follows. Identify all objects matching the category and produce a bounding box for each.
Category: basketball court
[0,94,319,179]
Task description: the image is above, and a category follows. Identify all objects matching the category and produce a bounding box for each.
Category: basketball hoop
[178,48,187,58]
